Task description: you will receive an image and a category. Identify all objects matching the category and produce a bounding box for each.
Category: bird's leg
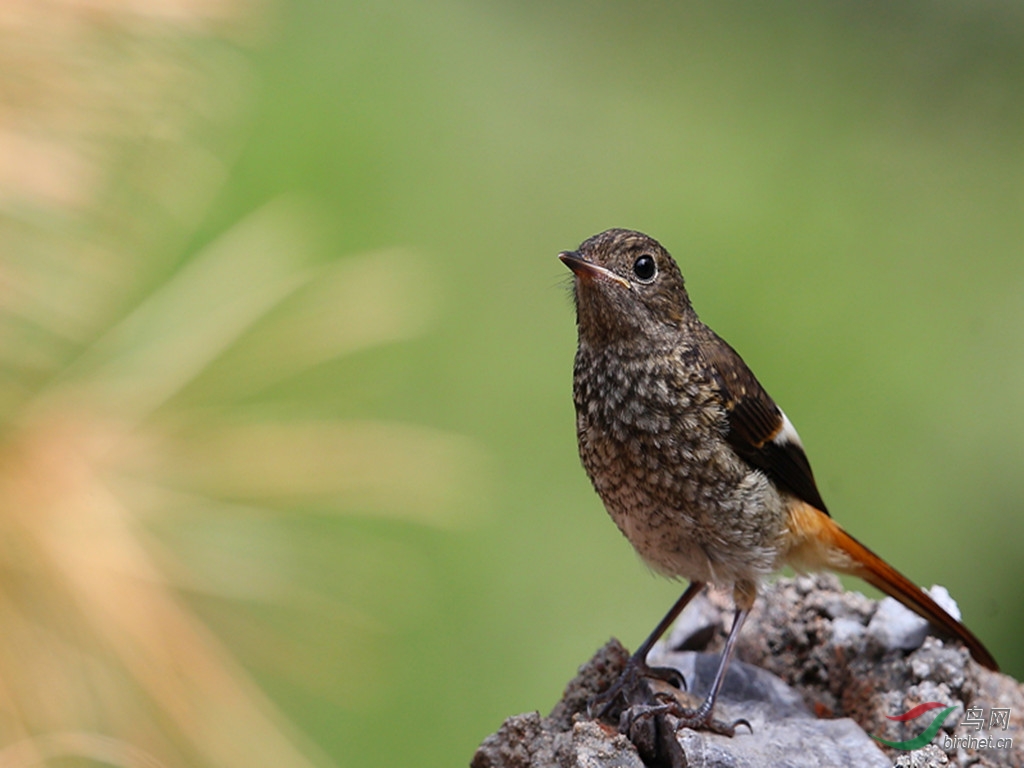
[620,580,756,739]
[660,580,756,735]
[589,581,704,719]
[620,606,752,739]
[664,605,752,736]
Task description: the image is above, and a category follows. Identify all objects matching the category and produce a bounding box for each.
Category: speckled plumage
[573,337,789,587]
[567,230,788,597]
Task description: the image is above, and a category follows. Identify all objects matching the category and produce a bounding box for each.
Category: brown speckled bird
[560,228,997,735]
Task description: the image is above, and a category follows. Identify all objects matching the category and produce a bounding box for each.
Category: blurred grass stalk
[0,2,488,766]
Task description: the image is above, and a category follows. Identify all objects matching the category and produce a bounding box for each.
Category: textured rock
[719,575,1023,768]
[868,596,931,651]
[650,650,890,767]
[892,744,949,767]
[471,577,1024,768]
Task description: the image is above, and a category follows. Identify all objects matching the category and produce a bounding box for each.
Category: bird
[559,228,998,735]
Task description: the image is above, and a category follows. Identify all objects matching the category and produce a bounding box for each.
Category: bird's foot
[613,693,748,768]
[588,646,749,768]
[622,693,752,737]
[588,654,684,720]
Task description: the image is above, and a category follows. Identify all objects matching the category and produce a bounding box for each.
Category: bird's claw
[617,701,673,732]
[624,698,751,737]
[619,694,751,736]
[588,656,684,719]
[666,703,752,737]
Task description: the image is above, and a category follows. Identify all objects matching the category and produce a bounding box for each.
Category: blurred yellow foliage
[0,3,490,766]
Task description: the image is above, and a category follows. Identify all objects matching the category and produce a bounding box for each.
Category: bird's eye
[632,254,657,282]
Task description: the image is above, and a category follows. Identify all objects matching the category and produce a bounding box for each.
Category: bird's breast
[571,343,788,585]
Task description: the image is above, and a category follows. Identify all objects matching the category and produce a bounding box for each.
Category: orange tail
[786,501,998,671]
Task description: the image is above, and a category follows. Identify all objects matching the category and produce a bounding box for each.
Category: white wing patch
[773,409,805,450]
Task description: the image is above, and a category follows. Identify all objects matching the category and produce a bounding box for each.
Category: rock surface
[471,576,1023,768]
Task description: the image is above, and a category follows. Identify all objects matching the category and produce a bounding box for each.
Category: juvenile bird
[560,228,997,735]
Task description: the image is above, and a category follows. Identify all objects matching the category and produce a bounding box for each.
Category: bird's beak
[559,251,631,289]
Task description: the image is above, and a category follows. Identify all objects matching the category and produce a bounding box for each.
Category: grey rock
[868,596,930,651]
[648,650,810,719]
[648,651,889,767]
[674,714,886,768]
[867,586,963,655]
[569,720,646,768]
[471,712,547,768]
[927,586,962,622]
[893,744,949,767]
[831,616,867,646]
[470,577,1024,768]
[472,641,889,768]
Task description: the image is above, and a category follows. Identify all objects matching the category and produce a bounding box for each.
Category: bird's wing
[695,331,831,516]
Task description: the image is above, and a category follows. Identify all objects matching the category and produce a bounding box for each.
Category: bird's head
[560,229,693,346]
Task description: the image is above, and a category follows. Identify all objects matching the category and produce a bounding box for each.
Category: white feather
[773,409,804,449]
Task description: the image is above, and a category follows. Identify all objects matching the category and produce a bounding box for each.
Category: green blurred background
[1,1,1022,767]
